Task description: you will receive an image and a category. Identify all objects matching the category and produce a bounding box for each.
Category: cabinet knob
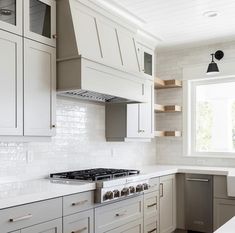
[52,34,58,39]
[51,125,56,128]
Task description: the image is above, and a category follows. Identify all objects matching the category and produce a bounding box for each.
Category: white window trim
[182,60,235,158]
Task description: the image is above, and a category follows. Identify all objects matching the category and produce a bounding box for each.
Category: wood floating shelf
[154,104,182,113]
[154,78,182,89]
[154,131,182,137]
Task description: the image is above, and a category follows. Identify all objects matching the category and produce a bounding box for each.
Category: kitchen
[0,0,235,233]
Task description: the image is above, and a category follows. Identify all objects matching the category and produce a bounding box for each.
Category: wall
[0,97,156,182]
[155,40,235,167]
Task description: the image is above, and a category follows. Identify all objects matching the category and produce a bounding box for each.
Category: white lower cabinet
[63,209,94,233]
[159,175,176,233]
[105,219,143,233]
[24,39,56,137]
[21,218,62,233]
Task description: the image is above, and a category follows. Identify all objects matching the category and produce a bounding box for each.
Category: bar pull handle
[71,200,88,206]
[186,178,209,182]
[147,202,157,208]
[115,210,127,217]
[148,228,157,233]
[160,183,163,197]
[71,227,87,233]
[9,214,33,222]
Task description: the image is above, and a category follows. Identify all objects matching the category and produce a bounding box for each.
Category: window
[188,77,235,156]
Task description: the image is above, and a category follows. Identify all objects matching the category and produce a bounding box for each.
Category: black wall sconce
[207,50,224,74]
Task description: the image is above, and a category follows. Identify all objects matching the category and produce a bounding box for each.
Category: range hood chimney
[56,0,148,103]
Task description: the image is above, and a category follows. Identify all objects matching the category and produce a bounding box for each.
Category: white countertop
[214,217,235,233]
[1,165,235,210]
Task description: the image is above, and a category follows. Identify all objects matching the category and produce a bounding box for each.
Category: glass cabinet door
[24,0,56,47]
[144,52,153,76]
[0,0,22,35]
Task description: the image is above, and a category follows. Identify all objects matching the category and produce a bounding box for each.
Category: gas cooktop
[50,168,140,181]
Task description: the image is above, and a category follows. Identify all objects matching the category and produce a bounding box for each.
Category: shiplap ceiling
[111,0,235,48]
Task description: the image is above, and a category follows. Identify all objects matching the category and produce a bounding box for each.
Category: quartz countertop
[214,217,235,233]
[1,165,235,210]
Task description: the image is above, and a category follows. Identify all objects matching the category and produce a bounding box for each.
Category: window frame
[184,76,235,158]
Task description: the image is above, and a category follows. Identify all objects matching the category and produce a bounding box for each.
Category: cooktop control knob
[143,183,149,190]
[121,187,130,196]
[136,184,143,192]
[104,191,113,200]
[129,186,135,194]
[113,189,120,198]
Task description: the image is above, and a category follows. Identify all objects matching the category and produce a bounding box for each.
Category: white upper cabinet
[117,28,140,73]
[71,3,102,61]
[24,39,56,136]
[0,30,23,136]
[96,19,122,68]
[24,0,56,47]
[0,0,23,35]
[137,43,154,80]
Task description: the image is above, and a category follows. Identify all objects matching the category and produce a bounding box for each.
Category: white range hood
[56,0,149,103]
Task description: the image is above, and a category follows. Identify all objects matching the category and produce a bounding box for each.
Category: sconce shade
[207,53,219,74]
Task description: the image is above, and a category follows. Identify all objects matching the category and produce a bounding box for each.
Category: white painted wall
[0,97,156,182]
[155,40,235,166]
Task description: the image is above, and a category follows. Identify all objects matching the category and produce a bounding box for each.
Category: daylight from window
[195,81,235,153]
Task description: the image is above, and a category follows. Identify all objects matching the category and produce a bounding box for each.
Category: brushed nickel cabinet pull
[9,214,33,222]
[148,227,157,233]
[160,183,163,197]
[71,200,88,206]
[186,178,209,182]
[147,202,157,208]
[71,227,87,233]
[115,210,127,217]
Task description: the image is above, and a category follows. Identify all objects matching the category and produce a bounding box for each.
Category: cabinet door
[105,219,143,233]
[24,39,56,136]
[63,209,94,233]
[0,30,23,135]
[117,28,140,73]
[139,81,154,138]
[21,218,62,233]
[127,103,139,138]
[159,175,176,233]
[24,0,56,47]
[0,0,22,35]
[143,46,154,78]
[214,198,235,231]
[96,19,122,68]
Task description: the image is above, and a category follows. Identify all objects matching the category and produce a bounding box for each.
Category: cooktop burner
[50,168,140,181]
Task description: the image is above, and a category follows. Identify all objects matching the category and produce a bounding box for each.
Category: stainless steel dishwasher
[185,174,213,233]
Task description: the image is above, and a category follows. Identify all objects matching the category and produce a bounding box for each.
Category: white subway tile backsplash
[0,97,156,182]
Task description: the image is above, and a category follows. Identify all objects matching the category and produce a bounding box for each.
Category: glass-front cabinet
[24,0,56,47]
[136,42,154,79]
[0,0,22,35]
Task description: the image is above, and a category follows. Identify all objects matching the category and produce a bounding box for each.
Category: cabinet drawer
[149,177,159,192]
[0,198,62,233]
[63,191,94,216]
[106,218,143,233]
[144,191,158,218]
[144,219,157,233]
[63,209,94,233]
[95,195,143,233]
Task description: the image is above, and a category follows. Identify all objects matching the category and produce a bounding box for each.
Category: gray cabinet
[24,38,56,137]
[21,218,62,233]
[159,175,176,233]
[0,0,23,35]
[63,209,94,233]
[106,80,154,141]
[24,0,56,47]
[0,30,23,136]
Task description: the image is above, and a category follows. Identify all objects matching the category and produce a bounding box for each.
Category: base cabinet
[21,218,62,233]
[63,209,94,233]
[105,219,143,233]
[159,175,176,233]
